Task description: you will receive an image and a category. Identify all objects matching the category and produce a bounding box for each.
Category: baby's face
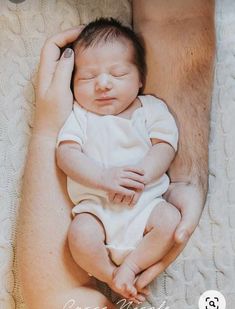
[73,39,142,115]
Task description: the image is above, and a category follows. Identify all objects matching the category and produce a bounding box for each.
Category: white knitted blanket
[0,1,234,308]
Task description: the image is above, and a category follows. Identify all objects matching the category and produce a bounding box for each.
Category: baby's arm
[135,138,176,185]
[56,141,145,197]
[56,141,104,190]
[109,138,175,206]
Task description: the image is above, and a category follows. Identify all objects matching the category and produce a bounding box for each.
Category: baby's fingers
[108,188,135,203]
[130,190,142,206]
[121,194,133,206]
[124,166,145,175]
[120,179,145,191]
[124,171,146,185]
[108,193,131,205]
[113,193,125,204]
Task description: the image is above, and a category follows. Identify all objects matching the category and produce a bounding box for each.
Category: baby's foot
[128,293,146,305]
[110,260,140,299]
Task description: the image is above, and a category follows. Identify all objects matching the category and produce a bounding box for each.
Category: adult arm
[17,28,115,309]
[133,0,215,289]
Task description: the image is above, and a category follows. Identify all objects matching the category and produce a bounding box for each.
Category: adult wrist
[32,126,58,140]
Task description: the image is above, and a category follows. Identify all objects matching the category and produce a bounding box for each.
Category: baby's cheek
[74,84,89,101]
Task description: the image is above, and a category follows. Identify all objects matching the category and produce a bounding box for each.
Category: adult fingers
[174,205,202,244]
[51,48,75,90]
[163,182,205,244]
[135,242,186,290]
[38,27,84,97]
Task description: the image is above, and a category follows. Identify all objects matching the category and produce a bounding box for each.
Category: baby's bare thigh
[68,212,106,244]
[145,201,181,235]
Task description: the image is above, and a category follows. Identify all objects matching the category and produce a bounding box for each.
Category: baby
[56,18,181,303]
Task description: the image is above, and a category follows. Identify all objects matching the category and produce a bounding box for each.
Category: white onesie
[57,95,178,265]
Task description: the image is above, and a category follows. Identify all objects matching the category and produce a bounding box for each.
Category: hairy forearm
[136,142,175,184]
[57,143,104,190]
[133,0,215,195]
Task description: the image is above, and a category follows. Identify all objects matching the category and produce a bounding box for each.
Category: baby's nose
[95,73,112,91]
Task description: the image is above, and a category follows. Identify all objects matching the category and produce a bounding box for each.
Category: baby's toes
[126,283,137,297]
[138,286,150,296]
[111,280,130,299]
[129,293,146,305]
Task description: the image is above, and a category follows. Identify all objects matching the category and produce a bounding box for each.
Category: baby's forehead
[74,37,135,59]
[73,41,136,73]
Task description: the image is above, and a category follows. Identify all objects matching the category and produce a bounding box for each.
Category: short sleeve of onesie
[142,95,179,151]
[56,102,87,147]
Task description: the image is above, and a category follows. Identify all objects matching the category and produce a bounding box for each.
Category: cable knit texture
[0,1,234,308]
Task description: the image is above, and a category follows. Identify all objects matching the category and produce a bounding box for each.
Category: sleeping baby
[56,18,181,304]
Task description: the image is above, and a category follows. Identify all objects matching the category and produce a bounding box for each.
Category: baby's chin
[86,105,124,116]
[75,98,129,116]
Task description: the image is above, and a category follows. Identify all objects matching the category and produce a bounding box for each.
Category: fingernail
[64,48,73,58]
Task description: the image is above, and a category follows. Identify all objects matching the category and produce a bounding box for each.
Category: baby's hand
[100,166,146,205]
[108,188,143,206]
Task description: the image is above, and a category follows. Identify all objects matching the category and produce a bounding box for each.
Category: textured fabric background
[0,0,234,308]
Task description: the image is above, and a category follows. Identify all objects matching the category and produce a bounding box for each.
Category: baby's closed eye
[78,75,96,80]
[111,71,128,77]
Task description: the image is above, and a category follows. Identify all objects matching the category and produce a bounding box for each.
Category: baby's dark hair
[72,17,147,91]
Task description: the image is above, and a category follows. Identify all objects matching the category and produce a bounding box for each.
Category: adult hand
[34,26,84,138]
[135,182,205,290]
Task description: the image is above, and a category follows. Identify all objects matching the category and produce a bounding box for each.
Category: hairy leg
[134,0,215,189]
[112,202,181,297]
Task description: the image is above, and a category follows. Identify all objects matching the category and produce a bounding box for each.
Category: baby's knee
[68,213,98,249]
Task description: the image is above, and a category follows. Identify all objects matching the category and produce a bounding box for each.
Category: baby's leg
[68,213,148,303]
[68,213,116,285]
[113,201,181,297]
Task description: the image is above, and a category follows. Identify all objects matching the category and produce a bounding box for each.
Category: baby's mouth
[96,97,115,101]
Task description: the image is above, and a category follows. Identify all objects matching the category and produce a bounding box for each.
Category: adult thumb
[52,48,74,90]
[174,210,199,244]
